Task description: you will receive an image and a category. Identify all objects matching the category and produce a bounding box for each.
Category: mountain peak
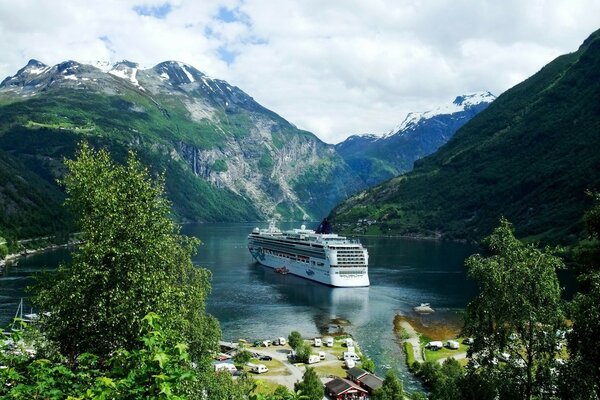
[153,61,206,85]
[385,91,496,137]
[453,91,496,107]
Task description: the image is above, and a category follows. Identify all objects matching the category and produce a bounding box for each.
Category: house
[346,367,368,382]
[346,367,384,395]
[357,373,384,394]
[325,378,368,400]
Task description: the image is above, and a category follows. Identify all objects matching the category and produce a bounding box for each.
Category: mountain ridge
[329,28,600,244]
[335,91,494,186]
[0,58,362,239]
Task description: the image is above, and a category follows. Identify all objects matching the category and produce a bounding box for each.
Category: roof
[346,367,368,380]
[325,378,368,396]
[358,373,384,390]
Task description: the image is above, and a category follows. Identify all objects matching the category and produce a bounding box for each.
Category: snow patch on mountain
[383,91,495,138]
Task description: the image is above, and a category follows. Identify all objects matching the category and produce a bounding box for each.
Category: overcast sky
[0,1,598,143]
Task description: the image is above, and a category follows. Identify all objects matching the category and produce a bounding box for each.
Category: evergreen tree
[34,143,219,361]
[372,370,404,400]
[293,367,323,400]
[464,218,564,399]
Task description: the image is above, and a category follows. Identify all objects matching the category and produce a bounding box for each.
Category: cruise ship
[247,221,369,287]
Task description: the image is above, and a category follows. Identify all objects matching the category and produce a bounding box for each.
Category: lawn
[312,362,346,378]
[245,358,291,377]
[423,338,470,363]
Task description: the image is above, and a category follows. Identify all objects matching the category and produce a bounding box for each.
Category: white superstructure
[247,222,369,287]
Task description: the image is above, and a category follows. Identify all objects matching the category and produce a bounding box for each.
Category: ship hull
[249,248,370,287]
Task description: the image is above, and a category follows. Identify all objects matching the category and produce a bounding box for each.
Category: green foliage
[331,29,600,245]
[294,342,312,364]
[0,313,235,399]
[233,348,252,367]
[212,159,228,172]
[430,359,464,400]
[293,367,323,400]
[403,342,416,371]
[464,218,565,399]
[372,370,404,400]
[561,192,600,399]
[34,143,219,361]
[287,331,302,350]
[361,357,375,373]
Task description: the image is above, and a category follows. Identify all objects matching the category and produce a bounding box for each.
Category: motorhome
[214,363,237,373]
[325,337,334,347]
[250,364,269,374]
[308,355,321,364]
[314,338,322,347]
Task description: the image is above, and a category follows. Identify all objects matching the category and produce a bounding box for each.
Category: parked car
[259,355,272,361]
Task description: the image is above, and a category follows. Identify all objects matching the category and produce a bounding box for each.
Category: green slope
[330,29,600,244]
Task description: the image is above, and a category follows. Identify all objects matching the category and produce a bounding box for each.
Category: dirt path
[397,319,424,363]
[437,352,468,364]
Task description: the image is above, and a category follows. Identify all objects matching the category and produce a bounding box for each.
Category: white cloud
[0,0,598,143]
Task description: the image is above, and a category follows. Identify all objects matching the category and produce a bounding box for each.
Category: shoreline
[0,240,79,269]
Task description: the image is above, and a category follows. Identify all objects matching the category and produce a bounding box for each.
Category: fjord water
[0,222,478,389]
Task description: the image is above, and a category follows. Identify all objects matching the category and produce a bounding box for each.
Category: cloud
[0,0,598,143]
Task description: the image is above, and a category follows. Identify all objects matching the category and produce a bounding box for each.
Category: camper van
[313,338,322,347]
[345,338,354,348]
[274,337,286,346]
[308,355,321,364]
[343,351,360,361]
[345,359,356,369]
[325,337,334,347]
[318,351,326,360]
[262,340,272,347]
[446,340,460,350]
[214,363,237,373]
[250,364,269,374]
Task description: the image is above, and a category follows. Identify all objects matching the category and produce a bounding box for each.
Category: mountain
[330,29,600,245]
[0,59,362,239]
[335,92,495,186]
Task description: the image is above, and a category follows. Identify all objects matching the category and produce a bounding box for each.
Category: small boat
[413,303,434,314]
[274,267,289,275]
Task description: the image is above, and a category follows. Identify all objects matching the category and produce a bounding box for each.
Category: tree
[431,358,464,400]
[464,218,564,399]
[34,143,219,362]
[294,367,323,400]
[294,342,311,363]
[372,370,404,400]
[361,357,375,373]
[288,331,302,350]
[233,348,252,367]
[0,313,222,399]
[561,192,600,399]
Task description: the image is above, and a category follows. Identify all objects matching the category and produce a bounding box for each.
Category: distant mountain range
[0,59,362,239]
[336,92,495,185]
[0,56,496,242]
[330,29,600,245]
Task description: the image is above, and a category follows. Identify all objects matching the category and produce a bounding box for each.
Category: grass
[246,358,290,377]
[312,363,346,378]
[252,379,283,395]
[423,338,469,363]
[404,342,416,367]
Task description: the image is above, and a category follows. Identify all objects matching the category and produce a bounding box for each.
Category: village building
[346,367,384,395]
[325,377,368,400]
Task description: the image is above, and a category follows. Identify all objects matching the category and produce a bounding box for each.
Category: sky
[0,1,598,144]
